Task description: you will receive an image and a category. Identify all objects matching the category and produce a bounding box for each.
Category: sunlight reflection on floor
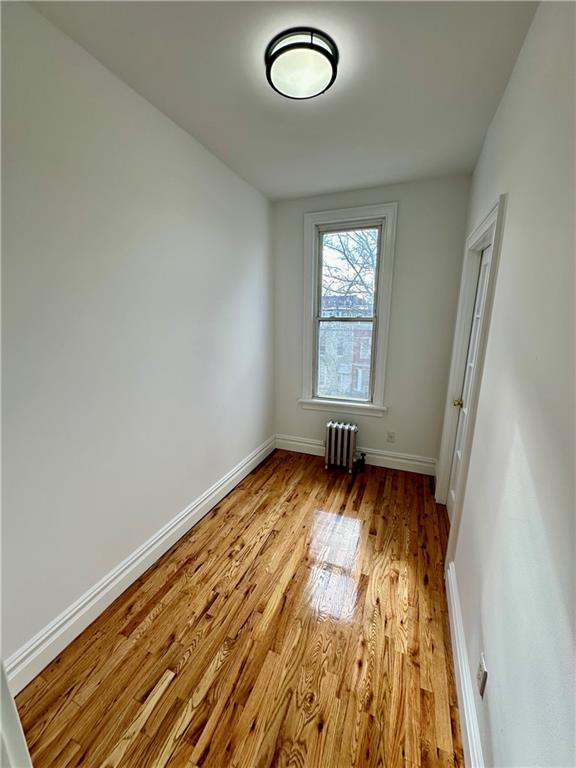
[306,510,361,620]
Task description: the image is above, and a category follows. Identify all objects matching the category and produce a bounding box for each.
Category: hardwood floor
[16,450,463,768]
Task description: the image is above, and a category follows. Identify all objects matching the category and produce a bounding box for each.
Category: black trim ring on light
[265,27,339,100]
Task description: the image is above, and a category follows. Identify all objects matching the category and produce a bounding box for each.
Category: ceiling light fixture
[265,27,339,100]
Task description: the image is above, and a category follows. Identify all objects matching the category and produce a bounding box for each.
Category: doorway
[436,195,506,563]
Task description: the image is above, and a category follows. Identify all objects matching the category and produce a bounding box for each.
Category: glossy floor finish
[16,450,463,768]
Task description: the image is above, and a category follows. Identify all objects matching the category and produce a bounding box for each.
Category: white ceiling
[34,2,536,199]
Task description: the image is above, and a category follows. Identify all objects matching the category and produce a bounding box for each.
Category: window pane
[320,228,379,317]
[317,321,373,401]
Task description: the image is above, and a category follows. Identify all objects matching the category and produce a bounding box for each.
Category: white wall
[2,3,273,659]
[273,176,470,461]
[453,3,575,766]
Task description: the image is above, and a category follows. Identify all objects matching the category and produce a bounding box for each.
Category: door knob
[453,398,464,408]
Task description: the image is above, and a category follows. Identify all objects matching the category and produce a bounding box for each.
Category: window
[353,366,365,393]
[359,337,371,359]
[300,203,397,416]
[316,226,378,401]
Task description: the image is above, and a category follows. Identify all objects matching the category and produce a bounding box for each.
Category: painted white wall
[2,3,273,658]
[273,176,470,460]
[453,3,575,766]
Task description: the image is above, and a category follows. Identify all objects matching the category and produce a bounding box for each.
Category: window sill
[298,398,387,417]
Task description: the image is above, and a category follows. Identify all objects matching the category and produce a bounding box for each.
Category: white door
[447,246,492,519]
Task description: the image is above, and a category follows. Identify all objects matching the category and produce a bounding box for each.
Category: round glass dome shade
[270,47,333,99]
[265,28,338,100]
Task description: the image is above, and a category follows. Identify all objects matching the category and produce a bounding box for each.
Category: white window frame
[299,202,397,417]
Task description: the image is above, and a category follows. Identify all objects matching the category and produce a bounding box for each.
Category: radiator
[324,421,358,474]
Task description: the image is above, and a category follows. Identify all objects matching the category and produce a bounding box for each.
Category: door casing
[436,195,507,566]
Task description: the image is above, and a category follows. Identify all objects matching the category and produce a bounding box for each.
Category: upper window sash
[315,222,383,322]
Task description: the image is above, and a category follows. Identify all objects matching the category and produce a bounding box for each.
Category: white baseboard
[275,433,436,476]
[360,446,436,475]
[275,434,325,456]
[5,436,276,695]
[445,562,485,768]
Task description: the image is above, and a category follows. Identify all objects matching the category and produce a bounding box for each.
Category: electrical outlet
[386,431,396,444]
[477,653,488,697]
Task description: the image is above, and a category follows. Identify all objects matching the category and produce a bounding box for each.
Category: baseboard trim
[445,561,485,768]
[275,434,325,456]
[275,433,436,476]
[5,436,276,695]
